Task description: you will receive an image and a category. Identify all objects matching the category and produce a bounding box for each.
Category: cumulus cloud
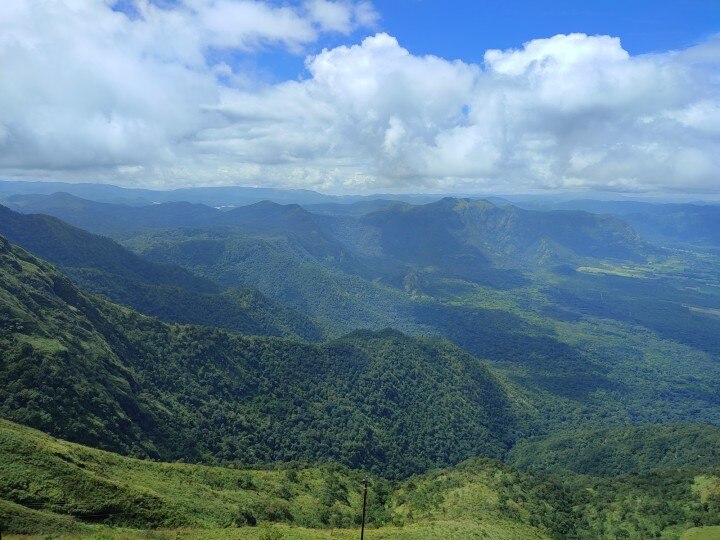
[0,0,376,175]
[0,1,718,194]
[208,32,720,193]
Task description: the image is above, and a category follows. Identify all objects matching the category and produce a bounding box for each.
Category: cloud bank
[1,0,719,193]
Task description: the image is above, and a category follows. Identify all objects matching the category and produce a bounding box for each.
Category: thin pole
[360,477,368,540]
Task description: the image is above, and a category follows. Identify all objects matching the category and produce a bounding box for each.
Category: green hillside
[0,418,386,533]
[508,424,720,476]
[0,203,215,292]
[3,419,720,539]
[361,197,650,274]
[390,458,720,539]
[4,197,720,539]
[0,204,322,341]
[0,235,518,477]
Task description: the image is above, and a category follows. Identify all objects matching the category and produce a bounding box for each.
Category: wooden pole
[360,477,368,540]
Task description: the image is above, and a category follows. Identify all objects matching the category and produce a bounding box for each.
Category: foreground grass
[682,526,720,540]
[5,520,548,540]
[0,419,547,538]
[3,419,720,539]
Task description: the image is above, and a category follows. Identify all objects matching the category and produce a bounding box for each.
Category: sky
[1,0,719,195]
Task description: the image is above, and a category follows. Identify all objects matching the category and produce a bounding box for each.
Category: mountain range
[0,204,322,340]
[2,182,720,538]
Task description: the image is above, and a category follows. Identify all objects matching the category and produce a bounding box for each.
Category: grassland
[0,419,547,539]
[4,419,720,539]
[682,527,720,540]
[3,521,548,540]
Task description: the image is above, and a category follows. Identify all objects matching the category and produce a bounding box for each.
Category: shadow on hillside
[409,302,621,399]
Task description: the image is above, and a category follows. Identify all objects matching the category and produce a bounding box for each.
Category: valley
[1,187,720,538]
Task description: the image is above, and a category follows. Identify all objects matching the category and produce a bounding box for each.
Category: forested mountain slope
[0,182,340,210]
[509,424,720,476]
[94,199,720,437]
[359,197,651,274]
[0,204,322,340]
[6,197,720,445]
[0,236,519,477]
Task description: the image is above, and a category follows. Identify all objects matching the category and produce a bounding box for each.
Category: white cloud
[304,0,379,34]
[306,0,349,33]
[203,32,720,193]
[0,0,375,174]
[0,2,718,194]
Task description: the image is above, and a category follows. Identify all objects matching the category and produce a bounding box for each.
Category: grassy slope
[682,526,720,540]
[3,523,546,540]
[0,419,545,539]
[3,420,720,539]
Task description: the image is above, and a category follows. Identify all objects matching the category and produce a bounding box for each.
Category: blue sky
[374,0,720,58]
[230,0,720,81]
[3,1,720,194]
[113,0,720,82]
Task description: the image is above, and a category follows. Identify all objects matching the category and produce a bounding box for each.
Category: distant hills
[4,192,655,285]
[0,204,322,340]
[0,180,442,207]
[5,180,720,248]
[0,180,339,206]
[359,197,651,276]
[5,193,655,264]
[513,199,720,247]
[5,192,224,233]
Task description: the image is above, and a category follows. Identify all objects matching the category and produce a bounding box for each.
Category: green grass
[0,419,548,539]
[682,526,720,540]
[0,419,381,532]
[4,419,720,539]
[3,521,549,540]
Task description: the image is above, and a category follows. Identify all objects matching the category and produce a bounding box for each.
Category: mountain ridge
[0,204,322,340]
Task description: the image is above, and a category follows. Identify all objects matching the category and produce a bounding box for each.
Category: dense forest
[0,205,322,340]
[0,236,518,478]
